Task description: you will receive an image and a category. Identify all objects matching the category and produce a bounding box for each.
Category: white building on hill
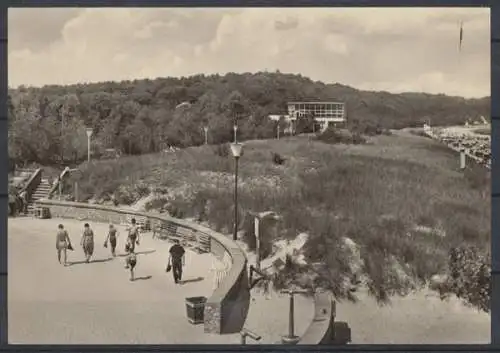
[269,101,347,133]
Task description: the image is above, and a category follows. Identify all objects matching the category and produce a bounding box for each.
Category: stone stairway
[27,178,52,215]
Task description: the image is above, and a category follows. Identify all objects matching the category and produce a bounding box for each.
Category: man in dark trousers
[167,239,185,284]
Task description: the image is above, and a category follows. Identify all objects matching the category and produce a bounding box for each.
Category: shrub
[352,132,366,145]
[213,143,229,158]
[144,196,170,212]
[165,198,191,219]
[464,164,490,191]
[204,190,234,233]
[316,127,366,145]
[447,246,490,312]
[113,186,137,205]
[272,152,286,165]
[192,191,208,222]
[135,183,151,198]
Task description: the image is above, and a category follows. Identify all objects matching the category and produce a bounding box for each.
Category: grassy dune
[71,131,490,303]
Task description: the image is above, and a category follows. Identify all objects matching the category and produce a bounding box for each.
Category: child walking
[125,243,137,281]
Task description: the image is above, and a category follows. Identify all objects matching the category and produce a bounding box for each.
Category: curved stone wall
[35,199,250,335]
[297,292,346,345]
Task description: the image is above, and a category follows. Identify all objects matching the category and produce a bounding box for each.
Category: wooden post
[74,182,79,202]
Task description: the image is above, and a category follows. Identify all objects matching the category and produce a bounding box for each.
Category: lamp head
[230,143,243,158]
[86,128,93,138]
[257,211,282,221]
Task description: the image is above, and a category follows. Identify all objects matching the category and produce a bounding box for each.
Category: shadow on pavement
[66,258,113,266]
[133,275,153,281]
[136,249,156,256]
[117,249,156,258]
[179,276,204,285]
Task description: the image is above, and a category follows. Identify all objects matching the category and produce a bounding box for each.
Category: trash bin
[36,207,51,219]
[185,296,207,325]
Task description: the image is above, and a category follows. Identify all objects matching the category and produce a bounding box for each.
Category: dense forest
[8,71,490,167]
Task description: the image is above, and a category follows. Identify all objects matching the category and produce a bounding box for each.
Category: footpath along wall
[35,200,341,343]
[35,199,250,335]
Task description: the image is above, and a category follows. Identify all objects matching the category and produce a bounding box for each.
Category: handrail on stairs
[48,167,71,199]
[20,168,43,204]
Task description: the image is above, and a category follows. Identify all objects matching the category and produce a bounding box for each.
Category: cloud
[8,7,490,98]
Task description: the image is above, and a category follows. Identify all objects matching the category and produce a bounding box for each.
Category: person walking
[125,218,140,269]
[167,239,186,284]
[80,223,95,263]
[19,190,27,215]
[55,224,73,266]
[104,224,119,257]
[8,192,16,217]
[125,243,137,281]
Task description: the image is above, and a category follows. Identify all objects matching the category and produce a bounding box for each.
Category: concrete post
[280,289,308,344]
[460,149,466,169]
[255,217,261,271]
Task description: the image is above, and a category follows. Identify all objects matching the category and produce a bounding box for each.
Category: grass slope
[71,131,490,303]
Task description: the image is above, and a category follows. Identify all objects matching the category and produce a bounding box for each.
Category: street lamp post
[204,126,209,145]
[233,124,238,143]
[86,128,93,163]
[230,142,243,241]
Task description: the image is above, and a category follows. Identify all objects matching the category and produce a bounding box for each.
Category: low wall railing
[34,199,250,335]
[48,167,71,199]
[20,168,42,203]
[297,292,350,345]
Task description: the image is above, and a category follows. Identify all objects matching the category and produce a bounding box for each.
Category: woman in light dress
[80,223,95,263]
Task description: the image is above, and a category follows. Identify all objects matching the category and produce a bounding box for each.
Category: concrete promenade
[8,217,314,344]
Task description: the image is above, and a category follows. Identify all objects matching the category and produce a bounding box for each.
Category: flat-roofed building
[269,101,347,133]
[287,101,345,125]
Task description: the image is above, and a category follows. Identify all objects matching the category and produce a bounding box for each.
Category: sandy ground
[8,217,312,344]
[336,289,490,344]
[242,232,489,344]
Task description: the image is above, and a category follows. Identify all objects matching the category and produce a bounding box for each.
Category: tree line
[8,71,490,167]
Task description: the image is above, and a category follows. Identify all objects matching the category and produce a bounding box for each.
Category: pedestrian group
[55,218,186,283]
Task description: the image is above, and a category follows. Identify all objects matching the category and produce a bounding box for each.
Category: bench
[152,221,211,254]
[125,215,150,231]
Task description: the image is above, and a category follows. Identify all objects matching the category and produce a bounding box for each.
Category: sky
[8,7,490,98]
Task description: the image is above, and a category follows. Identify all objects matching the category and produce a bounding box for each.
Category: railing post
[240,328,261,345]
[280,288,308,344]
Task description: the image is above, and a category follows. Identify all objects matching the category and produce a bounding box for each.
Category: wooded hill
[8,71,490,166]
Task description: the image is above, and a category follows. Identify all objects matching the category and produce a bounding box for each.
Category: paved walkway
[9,218,239,344]
[8,217,313,344]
